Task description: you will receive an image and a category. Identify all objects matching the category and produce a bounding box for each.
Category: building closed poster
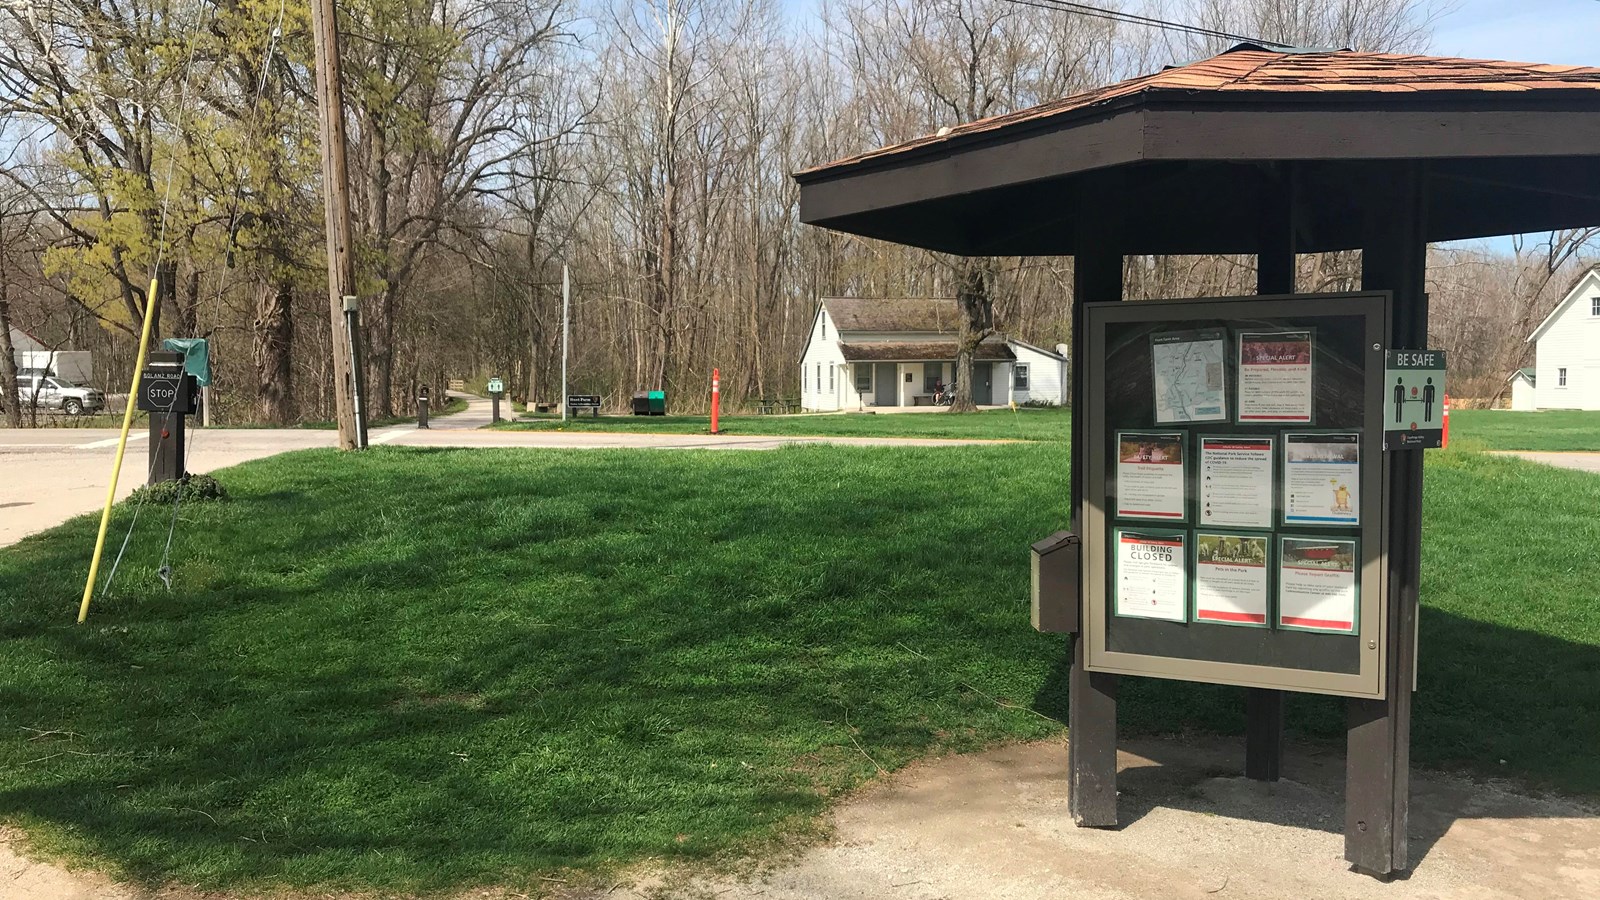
[1283,433,1360,526]
[1199,436,1274,528]
[1278,537,1358,633]
[1114,528,1188,622]
[1238,331,1313,423]
[1116,432,1187,521]
[1193,532,1270,627]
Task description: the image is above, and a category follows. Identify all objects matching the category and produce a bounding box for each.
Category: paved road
[1501,450,1600,474]
[1,393,1005,548]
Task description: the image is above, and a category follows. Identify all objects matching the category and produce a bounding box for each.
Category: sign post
[488,376,504,423]
[138,350,198,484]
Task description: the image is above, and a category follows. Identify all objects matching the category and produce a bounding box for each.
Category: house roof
[801,46,1600,177]
[1508,367,1536,385]
[1527,266,1600,344]
[1009,338,1068,361]
[838,340,1015,362]
[823,298,960,334]
[7,326,47,351]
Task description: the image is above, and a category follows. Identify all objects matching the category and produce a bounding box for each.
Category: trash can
[631,391,651,415]
[648,390,666,416]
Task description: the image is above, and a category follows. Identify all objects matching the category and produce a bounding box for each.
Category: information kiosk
[1082,292,1389,697]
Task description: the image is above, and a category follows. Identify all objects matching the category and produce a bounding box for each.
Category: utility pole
[560,264,570,422]
[310,0,364,450]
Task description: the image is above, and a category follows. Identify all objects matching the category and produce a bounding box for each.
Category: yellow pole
[78,276,162,623]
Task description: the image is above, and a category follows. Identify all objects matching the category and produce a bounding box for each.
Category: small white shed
[1508,368,1536,410]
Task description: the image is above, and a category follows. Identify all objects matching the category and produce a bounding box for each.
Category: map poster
[1238,331,1314,423]
[1114,528,1188,622]
[1193,532,1270,627]
[1283,433,1360,526]
[1199,436,1274,528]
[1278,536,1359,634]
[1150,329,1228,424]
[1116,432,1187,521]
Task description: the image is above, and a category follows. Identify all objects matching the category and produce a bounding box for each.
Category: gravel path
[9,737,1595,900]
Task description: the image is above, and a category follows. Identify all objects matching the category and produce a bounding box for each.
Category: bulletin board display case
[1082,293,1392,699]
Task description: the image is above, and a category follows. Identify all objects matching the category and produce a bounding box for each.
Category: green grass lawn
[1449,408,1600,451]
[1,442,1597,892]
[502,405,1070,442]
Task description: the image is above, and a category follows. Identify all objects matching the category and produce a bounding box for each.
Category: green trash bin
[648,390,666,416]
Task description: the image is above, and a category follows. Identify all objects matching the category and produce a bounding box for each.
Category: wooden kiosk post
[795,44,1600,880]
[1067,213,1123,827]
[1346,162,1428,874]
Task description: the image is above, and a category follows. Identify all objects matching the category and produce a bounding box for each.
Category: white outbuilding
[1507,368,1536,410]
[1524,266,1600,410]
[798,298,1068,411]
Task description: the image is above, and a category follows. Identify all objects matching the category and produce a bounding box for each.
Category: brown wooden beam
[1346,161,1426,877]
[1246,164,1295,784]
[1068,214,1123,828]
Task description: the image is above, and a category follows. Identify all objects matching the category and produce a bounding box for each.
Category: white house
[1524,267,1600,410]
[798,298,1068,410]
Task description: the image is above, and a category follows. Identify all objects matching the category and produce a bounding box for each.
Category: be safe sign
[1383,349,1446,450]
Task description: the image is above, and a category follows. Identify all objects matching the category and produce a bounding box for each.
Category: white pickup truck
[15,372,106,415]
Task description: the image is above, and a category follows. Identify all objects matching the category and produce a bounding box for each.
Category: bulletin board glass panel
[1082,293,1391,699]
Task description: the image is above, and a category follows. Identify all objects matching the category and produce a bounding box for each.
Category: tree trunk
[950,256,995,413]
[253,279,296,424]
[0,264,20,428]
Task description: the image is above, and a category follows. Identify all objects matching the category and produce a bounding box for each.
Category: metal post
[1346,161,1426,877]
[561,264,570,423]
[1068,220,1123,828]
[201,384,212,427]
[343,295,369,449]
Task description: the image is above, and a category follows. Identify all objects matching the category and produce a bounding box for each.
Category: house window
[816,364,822,392]
[822,319,827,339]
[854,365,872,393]
[1592,296,1599,316]
[828,366,834,392]
[1559,367,1568,387]
[1014,363,1030,390]
[924,363,944,393]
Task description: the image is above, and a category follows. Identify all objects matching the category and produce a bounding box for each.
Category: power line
[999,0,1292,49]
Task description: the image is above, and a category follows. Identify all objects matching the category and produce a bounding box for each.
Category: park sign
[1383,350,1446,450]
[567,394,601,409]
[487,377,504,395]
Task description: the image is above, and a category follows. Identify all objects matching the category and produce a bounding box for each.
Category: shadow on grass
[0,444,1595,891]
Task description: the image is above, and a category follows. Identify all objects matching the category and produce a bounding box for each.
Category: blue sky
[1433,0,1600,65]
